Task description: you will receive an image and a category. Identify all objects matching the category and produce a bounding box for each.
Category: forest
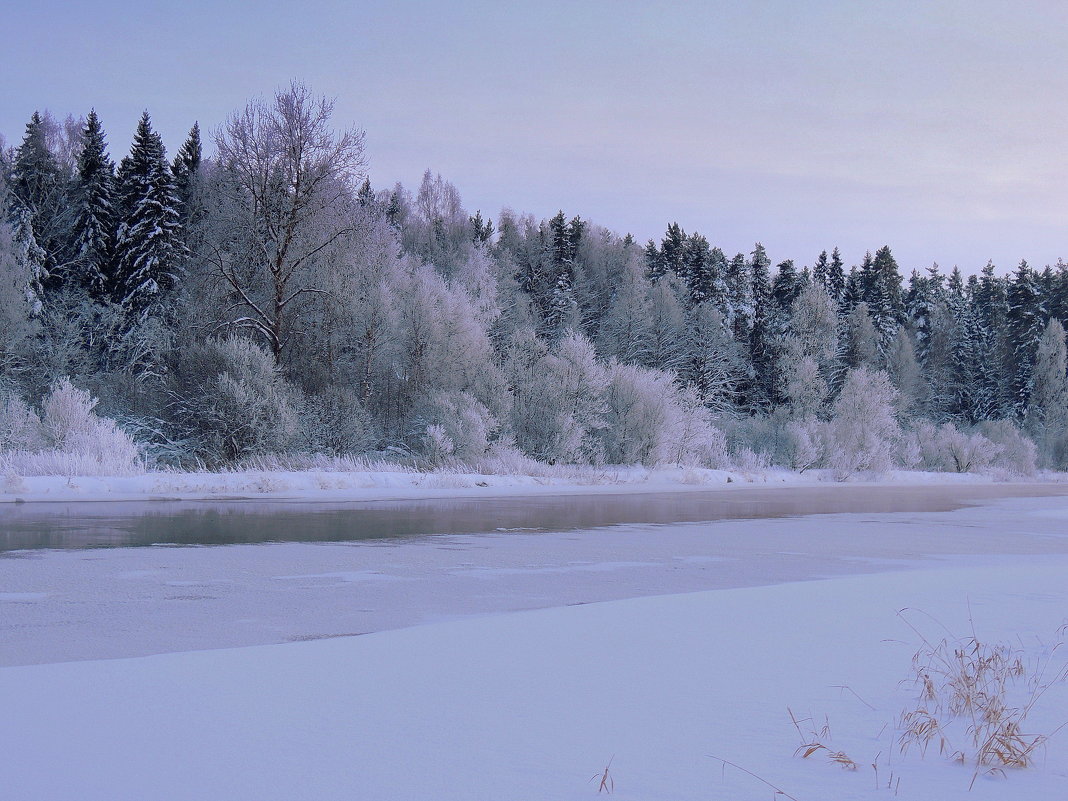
[2,83,1067,477]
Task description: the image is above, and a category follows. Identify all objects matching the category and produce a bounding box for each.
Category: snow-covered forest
[2,83,1067,477]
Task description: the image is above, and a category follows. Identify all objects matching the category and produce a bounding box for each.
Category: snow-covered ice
[2,486,1068,800]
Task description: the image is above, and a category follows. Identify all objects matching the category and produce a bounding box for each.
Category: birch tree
[208,82,367,364]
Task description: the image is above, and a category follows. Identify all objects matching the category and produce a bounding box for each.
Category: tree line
[1,83,1066,474]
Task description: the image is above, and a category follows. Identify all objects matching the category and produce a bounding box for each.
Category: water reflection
[1,483,1066,552]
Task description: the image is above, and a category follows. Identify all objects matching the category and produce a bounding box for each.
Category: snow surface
[3,488,1068,799]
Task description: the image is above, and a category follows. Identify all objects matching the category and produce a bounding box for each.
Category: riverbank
[0,463,1060,505]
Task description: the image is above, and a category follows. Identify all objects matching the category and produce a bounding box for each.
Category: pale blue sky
[4,0,1066,274]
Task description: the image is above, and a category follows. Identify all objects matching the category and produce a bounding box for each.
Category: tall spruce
[171,122,201,219]
[70,110,116,296]
[1006,261,1045,418]
[114,112,182,319]
[747,243,776,409]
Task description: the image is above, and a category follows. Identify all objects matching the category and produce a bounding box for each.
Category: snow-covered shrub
[0,393,43,450]
[477,440,552,476]
[173,337,301,466]
[722,411,798,468]
[421,424,454,468]
[506,328,608,464]
[38,378,140,473]
[422,390,497,465]
[599,361,673,465]
[783,417,825,472]
[977,419,1038,476]
[826,367,900,478]
[911,421,1000,473]
[302,386,377,456]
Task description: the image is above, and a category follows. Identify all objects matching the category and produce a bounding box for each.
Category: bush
[911,421,1001,473]
[0,393,43,450]
[421,390,497,466]
[171,337,302,466]
[302,386,377,456]
[976,419,1037,476]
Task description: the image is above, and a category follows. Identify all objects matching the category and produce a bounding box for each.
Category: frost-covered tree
[208,82,367,364]
[683,302,748,415]
[505,328,608,464]
[826,367,900,476]
[8,111,69,275]
[1028,319,1068,466]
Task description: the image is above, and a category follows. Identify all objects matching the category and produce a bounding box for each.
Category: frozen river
[2,482,1068,666]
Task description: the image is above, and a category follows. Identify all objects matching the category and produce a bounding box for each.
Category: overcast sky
[4,0,1066,275]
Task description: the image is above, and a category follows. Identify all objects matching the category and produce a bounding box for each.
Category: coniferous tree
[469,210,494,245]
[113,112,182,320]
[171,122,201,209]
[866,245,904,349]
[746,243,776,409]
[681,232,713,305]
[813,250,829,291]
[827,247,846,309]
[658,222,686,283]
[643,239,663,281]
[1006,261,1045,418]
[724,252,753,342]
[70,110,115,296]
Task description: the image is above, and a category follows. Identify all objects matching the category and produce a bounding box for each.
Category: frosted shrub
[302,386,377,456]
[912,421,1000,473]
[977,419,1038,476]
[175,337,301,465]
[653,382,729,468]
[30,378,140,475]
[722,416,781,468]
[600,361,672,464]
[506,328,608,465]
[826,367,900,478]
[423,391,497,465]
[783,418,825,472]
[477,441,552,476]
[421,423,454,467]
[0,393,43,450]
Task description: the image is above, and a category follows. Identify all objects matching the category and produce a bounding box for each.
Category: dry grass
[589,756,614,794]
[788,707,858,771]
[895,609,1068,788]
[708,755,800,801]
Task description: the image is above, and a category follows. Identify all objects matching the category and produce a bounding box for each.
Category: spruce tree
[70,110,116,296]
[171,122,201,229]
[681,232,712,305]
[658,222,686,283]
[113,112,182,320]
[1006,261,1045,418]
[724,252,752,342]
[747,243,776,409]
[827,247,846,309]
[813,250,829,291]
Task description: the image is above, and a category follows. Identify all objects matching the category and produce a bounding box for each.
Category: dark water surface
[2,482,1067,552]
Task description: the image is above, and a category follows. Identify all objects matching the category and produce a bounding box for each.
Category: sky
[3,0,1066,275]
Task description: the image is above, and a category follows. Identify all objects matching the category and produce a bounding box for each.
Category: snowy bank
[0,464,1050,505]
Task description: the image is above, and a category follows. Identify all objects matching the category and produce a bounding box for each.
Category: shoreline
[2,465,1066,507]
